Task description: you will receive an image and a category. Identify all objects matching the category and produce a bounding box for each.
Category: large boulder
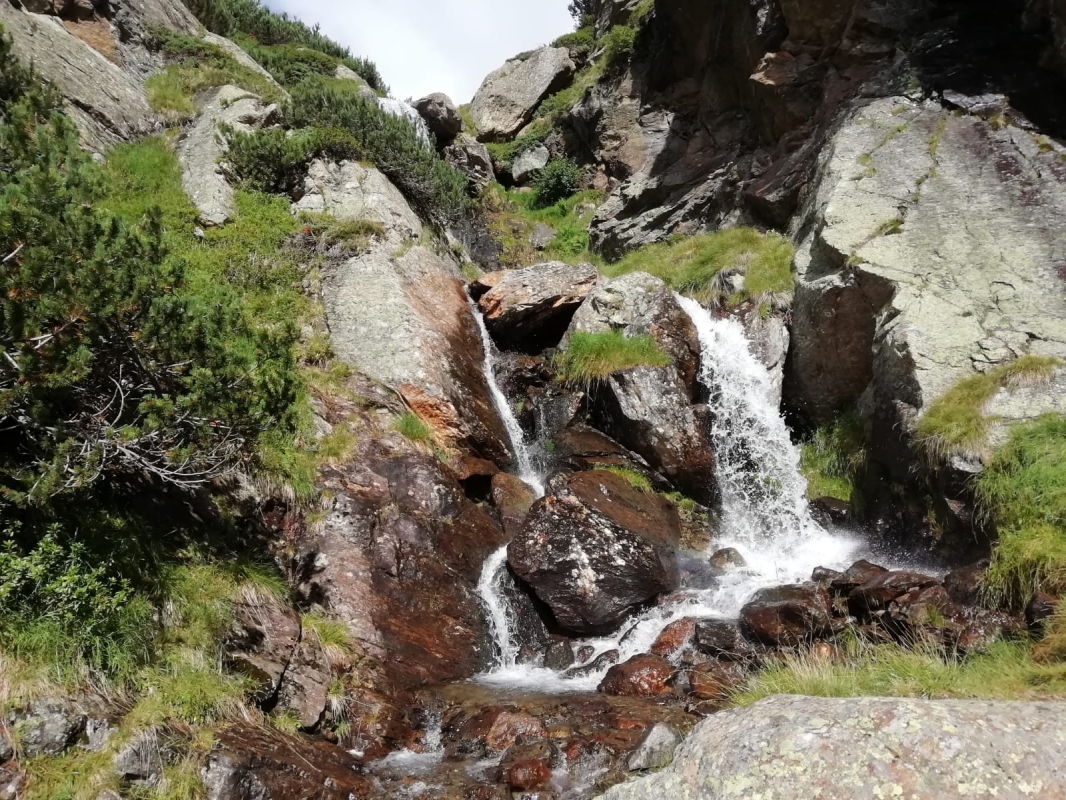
[477,261,600,350]
[739,584,839,646]
[179,85,279,227]
[292,159,423,238]
[512,145,550,184]
[414,92,462,143]
[598,654,677,697]
[469,47,575,141]
[444,134,496,193]
[785,98,1066,442]
[508,469,681,634]
[600,695,1066,799]
[0,2,156,151]
[562,272,716,504]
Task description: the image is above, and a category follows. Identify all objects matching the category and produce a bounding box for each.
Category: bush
[553,26,595,60]
[555,331,671,383]
[244,42,340,88]
[601,227,795,304]
[601,25,637,70]
[533,158,583,207]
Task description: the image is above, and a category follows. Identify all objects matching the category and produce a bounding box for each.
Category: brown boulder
[508,470,681,634]
[499,740,557,791]
[688,662,748,701]
[830,560,889,594]
[491,472,537,538]
[477,261,599,350]
[710,548,747,570]
[651,618,698,657]
[848,571,941,615]
[224,596,301,702]
[599,655,677,697]
[943,560,990,607]
[451,708,546,756]
[740,585,838,647]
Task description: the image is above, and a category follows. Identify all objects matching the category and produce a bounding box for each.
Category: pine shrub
[533,158,583,207]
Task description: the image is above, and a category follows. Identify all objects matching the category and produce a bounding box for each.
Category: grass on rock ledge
[555,331,671,384]
[483,185,604,267]
[800,413,868,502]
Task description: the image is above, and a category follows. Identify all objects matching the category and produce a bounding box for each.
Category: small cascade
[468,296,546,672]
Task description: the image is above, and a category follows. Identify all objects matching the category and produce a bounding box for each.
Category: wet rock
[808,497,851,527]
[687,661,747,702]
[811,566,842,584]
[492,472,538,538]
[650,618,698,657]
[500,740,557,791]
[1027,592,1059,632]
[292,159,423,238]
[275,637,331,730]
[477,261,599,351]
[224,596,301,702]
[179,85,279,227]
[444,134,497,193]
[509,470,681,635]
[943,560,991,607]
[203,724,371,800]
[414,92,462,144]
[848,571,941,615]
[543,639,575,671]
[452,709,546,756]
[599,655,677,698]
[568,648,620,679]
[6,697,85,758]
[470,47,575,140]
[885,585,958,634]
[626,723,680,771]
[693,619,763,662]
[513,145,550,184]
[709,548,746,570]
[740,585,838,647]
[600,695,1066,799]
[829,560,889,595]
[952,607,1026,653]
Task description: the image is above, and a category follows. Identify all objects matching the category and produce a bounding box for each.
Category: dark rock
[830,560,889,595]
[740,585,838,647]
[651,617,698,657]
[478,261,599,351]
[808,497,851,527]
[224,596,301,703]
[492,472,537,538]
[688,661,748,702]
[848,572,941,615]
[113,727,168,786]
[1027,592,1059,632]
[0,764,23,800]
[568,649,620,678]
[694,619,764,662]
[451,708,546,756]
[952,607,1027,653]
[885,585,959,635]
[543,640,575,671]
[414,92,462,143]
[202,724,371,800]
[444,134,496,193]
[811,566,842,584]
[6,697,86,758]
[943,560,990,607]
[509,470,681,634]
[599,655,677,697]
[709,548,746,570]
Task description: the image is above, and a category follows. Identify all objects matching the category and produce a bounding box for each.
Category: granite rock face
[600,695,1066,799]
[470,47,575,141]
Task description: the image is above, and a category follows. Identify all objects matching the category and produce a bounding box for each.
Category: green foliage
[978,415,1066,608]
[800,413,867,502]
[553,26,595,60]
[277,77,468,222]
[182,0,386,92]
[601,227,795,305]
[601,25,638,70]
[244,42,338,88]
[593,465,652,492]
[146,28,284,119]
[916,356,1062,460]
[734,638,1066,704]
[394,411,433,443]
[532,158,583,208]
[555,331,671,383]
[483,186,602,266]
[485,118,552,170]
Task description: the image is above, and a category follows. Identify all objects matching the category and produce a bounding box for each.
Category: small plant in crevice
[555,331,671,384]
[800,413,868,502]
[394,411,434,444]
[592,465,653,492]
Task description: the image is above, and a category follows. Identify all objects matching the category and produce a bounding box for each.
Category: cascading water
[468,296,545,671]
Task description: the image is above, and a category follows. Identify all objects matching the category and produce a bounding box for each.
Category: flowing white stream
[469,295,866,690]
[468,296,545,671]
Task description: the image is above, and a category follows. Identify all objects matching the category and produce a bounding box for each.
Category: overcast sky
[263,0,575,104]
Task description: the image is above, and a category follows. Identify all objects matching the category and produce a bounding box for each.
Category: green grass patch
[915,355,1062,460]
[978,414,1066,608]
[800,413,867,502]
[301,612,353,665]
[555,331,671,383]
[734,637,1066,704]
[593,465,652,492]
[394,411,434,443]
[482,185,603,267]
[601,227,795,305]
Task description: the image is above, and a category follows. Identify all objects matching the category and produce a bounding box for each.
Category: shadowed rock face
[508,470,681,635]
[600,695,1066,799]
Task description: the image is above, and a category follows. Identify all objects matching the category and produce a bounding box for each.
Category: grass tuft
[394,411,434,444]
[600,228,794,306]
[800,413,867,502]
[592,465,653,492]
[555,331,671,383]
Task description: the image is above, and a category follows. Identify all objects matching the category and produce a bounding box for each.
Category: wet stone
[741,584,839,647]
[830,560,889,594]
[598,655,677,698]
[694,619,764,662]
[709,548,747,570]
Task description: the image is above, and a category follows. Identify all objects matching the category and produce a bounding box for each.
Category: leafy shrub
[533,158,583,207]
[244,42,340,88]
[553,26,595,60]
[183,0,386,92]
[555,331,671,383]
[601,25,637,70]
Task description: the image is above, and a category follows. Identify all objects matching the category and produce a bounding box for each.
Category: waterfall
[468,295,545,671]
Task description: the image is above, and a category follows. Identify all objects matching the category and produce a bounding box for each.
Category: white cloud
[263,0,574,104]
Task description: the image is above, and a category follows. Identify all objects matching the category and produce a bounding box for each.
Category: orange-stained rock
[599,655,677,698]
[651,618,698,657]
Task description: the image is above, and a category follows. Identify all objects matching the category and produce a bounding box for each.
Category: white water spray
[468,296,546,671]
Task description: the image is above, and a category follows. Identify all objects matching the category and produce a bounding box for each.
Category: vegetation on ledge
[483,185,604,266]
[555,331,671,383]
[800,413,868,502]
